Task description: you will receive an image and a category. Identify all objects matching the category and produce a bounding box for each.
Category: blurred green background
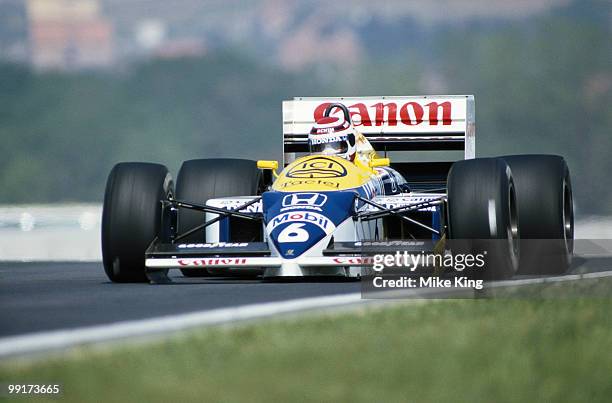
[0,0,609,215]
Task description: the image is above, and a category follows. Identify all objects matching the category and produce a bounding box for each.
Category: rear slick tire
[502,154,573,275]
[447,158,519,280]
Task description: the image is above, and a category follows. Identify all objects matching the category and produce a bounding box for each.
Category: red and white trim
[145,256,374,269]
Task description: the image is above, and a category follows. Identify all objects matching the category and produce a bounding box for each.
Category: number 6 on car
[277,223,310,243]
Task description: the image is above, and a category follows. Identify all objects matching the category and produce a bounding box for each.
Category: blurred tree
[0,53,326,203]
[0,0,609,215]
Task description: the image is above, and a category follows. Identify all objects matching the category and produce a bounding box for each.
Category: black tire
[175,159,263,277]
[501,154,573,275]
[102,162,173,283]
[447,158,519,280]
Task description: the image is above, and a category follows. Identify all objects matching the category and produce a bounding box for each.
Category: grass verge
[1,278,611,402]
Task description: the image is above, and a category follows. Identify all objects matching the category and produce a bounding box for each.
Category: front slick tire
[102,162,173,283]
[447,158,519,280]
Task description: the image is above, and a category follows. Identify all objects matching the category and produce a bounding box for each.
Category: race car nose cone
[262,191,355,259]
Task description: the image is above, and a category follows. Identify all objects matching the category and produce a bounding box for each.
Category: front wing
[144,240,438,282]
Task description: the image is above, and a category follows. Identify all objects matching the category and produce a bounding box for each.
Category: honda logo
[281,193,327,211]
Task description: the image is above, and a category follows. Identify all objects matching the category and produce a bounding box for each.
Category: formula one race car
[101,96,574,283]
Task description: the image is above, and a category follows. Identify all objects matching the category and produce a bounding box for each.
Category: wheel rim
[562,179,574,255]
[507,180,520,270]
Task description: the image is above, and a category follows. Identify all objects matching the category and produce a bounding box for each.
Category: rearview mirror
[369,158,390,168]
[257,160,279,171]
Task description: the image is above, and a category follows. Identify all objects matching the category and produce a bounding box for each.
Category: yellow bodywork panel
[272,155,373,191]
[369,157,390,168]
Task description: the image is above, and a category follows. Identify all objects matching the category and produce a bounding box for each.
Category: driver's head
[308,115,357,161]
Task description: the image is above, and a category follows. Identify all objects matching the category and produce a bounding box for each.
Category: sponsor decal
[332,257,374,265]
[355,240,425,247]
[279,179,340,189]
[209,199,261,212]
[177,242,248,249]
[364,196,439,211]
[310,135,347,144]
[281,193,327,211]
[286,157,347,179]
[314,101,452,127]
[178,258,248,266]
[266,211,334,234]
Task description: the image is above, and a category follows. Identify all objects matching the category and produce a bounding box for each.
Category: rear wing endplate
[282,95,475,163]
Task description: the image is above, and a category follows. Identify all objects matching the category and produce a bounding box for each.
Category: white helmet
[309,113,357,162]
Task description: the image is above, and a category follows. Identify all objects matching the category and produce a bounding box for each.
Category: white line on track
[1,270,611,359]
[0,292,365,359]
[490,269,612,288]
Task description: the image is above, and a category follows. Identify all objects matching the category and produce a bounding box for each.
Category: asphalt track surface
[1,256,610,339]
[0,263,362,338]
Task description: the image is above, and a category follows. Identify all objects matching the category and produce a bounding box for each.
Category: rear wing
[282,95,475,164]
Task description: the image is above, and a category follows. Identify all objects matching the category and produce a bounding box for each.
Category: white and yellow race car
[101,96,574,283]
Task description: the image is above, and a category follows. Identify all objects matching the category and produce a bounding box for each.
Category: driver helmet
[308,114,357,161]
